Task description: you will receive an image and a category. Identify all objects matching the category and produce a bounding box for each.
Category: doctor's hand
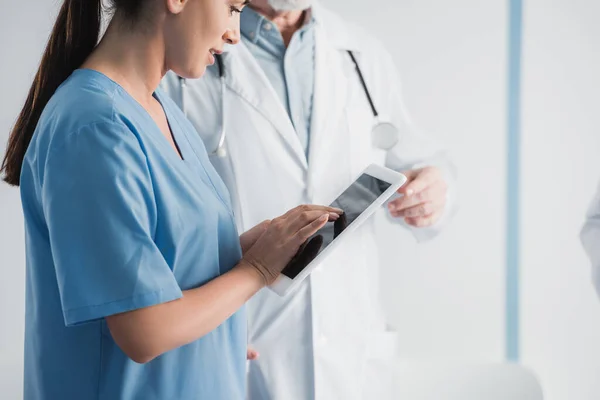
[387,166,448,228]
[241,205,343,285]
[247,348,259,360]
[240,221,271,254]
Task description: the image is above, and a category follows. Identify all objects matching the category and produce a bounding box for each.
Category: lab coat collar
[216,2,368,177]
[219,46,309,170]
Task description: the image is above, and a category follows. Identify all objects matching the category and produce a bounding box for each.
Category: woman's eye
[229,6,242,16]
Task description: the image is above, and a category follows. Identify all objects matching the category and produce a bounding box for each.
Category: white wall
[521,1,600,399]
[327,0,508,361]
[329,1,600,399]
[0,2,58,399]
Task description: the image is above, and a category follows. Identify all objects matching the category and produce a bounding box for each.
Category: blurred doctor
[581,181,600,298]
[161,0,457,399]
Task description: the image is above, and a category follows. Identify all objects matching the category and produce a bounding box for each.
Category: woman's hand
[240,220,271,254]
[241,205,343,285]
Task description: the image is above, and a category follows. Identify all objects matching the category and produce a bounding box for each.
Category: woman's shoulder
[42,69,121,133]
[30,69,142,158]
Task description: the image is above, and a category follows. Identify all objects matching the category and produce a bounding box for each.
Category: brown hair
[1,0,145,186]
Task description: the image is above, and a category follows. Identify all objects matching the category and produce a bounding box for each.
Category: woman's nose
[223,28,240,45]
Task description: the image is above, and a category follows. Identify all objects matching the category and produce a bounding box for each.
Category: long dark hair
[1,0,144,186]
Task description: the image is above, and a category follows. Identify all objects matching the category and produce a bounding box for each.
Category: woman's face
[164,0,247,78]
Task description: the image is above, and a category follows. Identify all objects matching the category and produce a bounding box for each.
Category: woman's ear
[165,0,187,15]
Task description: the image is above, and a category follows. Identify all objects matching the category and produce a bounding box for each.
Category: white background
[346,0,508,362]
[0,1,599,399]
[520,0,600,399]
[0,1,59,399]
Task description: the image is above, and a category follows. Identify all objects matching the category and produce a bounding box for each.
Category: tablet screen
[281,173,392,279]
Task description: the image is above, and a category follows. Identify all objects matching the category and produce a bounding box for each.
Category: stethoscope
[178,51,400,158]
[346,51,401,151]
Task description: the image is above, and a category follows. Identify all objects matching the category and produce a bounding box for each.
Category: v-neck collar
[153,91,235,213]
[105,78,202,173]
[153,90,186,162]
[76,69,186,164]
[71,69,238,215]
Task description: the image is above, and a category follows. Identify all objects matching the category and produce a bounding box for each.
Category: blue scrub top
[19,69,246,400]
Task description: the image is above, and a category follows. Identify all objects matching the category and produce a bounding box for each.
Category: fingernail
[328,212,339,220]
[388,204,396,212]
[332,207,344,213]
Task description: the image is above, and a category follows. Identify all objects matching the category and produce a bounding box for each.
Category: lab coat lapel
[221,46,308,170]
[306,24,352,199]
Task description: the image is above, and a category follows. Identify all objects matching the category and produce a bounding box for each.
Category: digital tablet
[269,164,407,296]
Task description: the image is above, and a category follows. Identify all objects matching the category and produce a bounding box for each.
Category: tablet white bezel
[269,164,407,296]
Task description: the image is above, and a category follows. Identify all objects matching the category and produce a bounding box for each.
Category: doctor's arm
[580,182,600,298]
[379,51,457,241]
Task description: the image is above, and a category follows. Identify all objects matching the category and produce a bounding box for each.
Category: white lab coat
[160,3,456,399]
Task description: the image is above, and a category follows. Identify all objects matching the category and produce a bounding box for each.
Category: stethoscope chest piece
[371,121,400,150]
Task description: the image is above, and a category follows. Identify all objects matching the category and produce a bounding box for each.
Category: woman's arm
[106,205,340,363]
[106,261,262,364]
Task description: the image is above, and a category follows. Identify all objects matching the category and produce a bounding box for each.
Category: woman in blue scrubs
[0,1,341,399]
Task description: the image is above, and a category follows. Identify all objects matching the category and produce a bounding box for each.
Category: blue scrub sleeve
[41,121,183,327]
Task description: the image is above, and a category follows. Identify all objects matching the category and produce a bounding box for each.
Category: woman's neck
[82,17,165,106]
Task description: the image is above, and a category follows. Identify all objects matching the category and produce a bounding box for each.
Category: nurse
[0,0,340,399]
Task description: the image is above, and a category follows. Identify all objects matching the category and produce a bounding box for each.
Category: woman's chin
[180,64,208,80]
